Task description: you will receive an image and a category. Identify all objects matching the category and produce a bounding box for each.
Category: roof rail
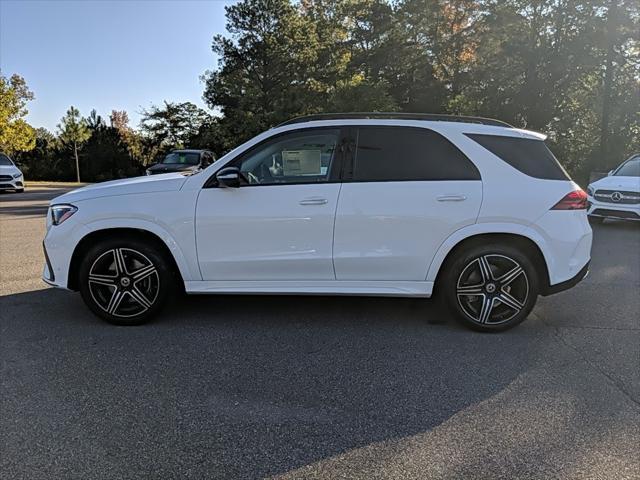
[277,112,513,128]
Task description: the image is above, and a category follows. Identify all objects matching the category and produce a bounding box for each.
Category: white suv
[587,155,640,223]
[43,113,592,332]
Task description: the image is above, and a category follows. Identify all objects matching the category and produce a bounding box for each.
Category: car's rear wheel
[442,244,540,332]
[78,237,173,325]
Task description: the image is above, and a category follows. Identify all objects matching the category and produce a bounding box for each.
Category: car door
[195,127,346,281]
[333,126,482,281]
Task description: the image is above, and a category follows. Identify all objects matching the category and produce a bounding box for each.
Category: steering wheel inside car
[246,172,260,184]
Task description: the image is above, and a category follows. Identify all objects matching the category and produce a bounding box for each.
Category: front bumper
[42,241,56,284]
[42,216,90,289]
[587,197,640,221]
[0,176,23,190]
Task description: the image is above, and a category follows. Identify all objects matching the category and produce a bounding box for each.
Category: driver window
[237,129,340,185]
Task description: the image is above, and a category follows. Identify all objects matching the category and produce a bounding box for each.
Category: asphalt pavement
[1,184,639,479]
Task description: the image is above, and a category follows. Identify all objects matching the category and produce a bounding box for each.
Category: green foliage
[57,106,91,182]
[0,72,36,154]
[11,0,640,185]
[202,0,639,184]
[15,128,67,180]
[57,106,91,147]
[80,121,141,181]
[140,101,211,155]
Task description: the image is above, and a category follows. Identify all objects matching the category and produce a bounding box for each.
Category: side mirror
[216,166,242,188]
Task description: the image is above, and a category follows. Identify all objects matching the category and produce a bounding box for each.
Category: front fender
[80,218,200,282]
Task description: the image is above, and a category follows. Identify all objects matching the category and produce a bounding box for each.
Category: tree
[14,128,63,180]
[86,109,106,130]
[139,101,211,154]
[110,110,148,164]
[109,110,130,131]
[0,72,36,154]
[57,106,91,182]
[202,0,322,148]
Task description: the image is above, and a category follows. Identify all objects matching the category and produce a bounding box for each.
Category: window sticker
[282,149,322,176]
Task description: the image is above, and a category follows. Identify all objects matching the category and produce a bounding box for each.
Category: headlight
[13,172,22,179]
[50,204,78,225]
[587,186,594,197]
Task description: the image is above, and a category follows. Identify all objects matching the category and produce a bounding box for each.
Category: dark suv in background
[146,149,215,176]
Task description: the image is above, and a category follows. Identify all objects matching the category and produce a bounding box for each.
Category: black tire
[78,236,173,325]
[588,215,604,224]
[441,243,540,332]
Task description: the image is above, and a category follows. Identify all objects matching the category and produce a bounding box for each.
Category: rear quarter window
[465,134,570,181]
[353,127,480,182]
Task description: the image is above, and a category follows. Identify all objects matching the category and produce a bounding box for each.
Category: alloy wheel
[456,254,529,325]
[87,248,160,318]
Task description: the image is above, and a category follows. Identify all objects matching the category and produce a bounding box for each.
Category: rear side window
[466,134,570,180]
[352,127,480,182]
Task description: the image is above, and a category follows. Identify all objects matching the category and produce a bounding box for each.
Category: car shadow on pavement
[0,286,550,479]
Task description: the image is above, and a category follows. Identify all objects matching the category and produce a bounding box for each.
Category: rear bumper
[542,261,589,296]
[532,209,592,287]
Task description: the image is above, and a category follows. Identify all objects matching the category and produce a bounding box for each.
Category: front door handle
[299,197,328,206]
[437,194,467,202]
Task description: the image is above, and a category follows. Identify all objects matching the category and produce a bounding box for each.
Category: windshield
[161,152,200,165]
[0,154,14,166]
[614,157,640,177]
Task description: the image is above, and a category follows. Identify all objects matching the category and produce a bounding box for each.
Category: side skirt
[184,280,434,297]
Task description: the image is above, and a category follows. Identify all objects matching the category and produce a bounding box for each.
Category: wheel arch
[428,226,552,294]
[67,227,187,291]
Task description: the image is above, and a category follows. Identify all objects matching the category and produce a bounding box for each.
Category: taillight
[551,190,588,210]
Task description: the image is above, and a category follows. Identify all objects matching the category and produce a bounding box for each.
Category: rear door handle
[299,197,328,206]
[437,194,467,202]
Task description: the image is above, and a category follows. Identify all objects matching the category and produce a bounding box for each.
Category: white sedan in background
[0,153,25,193]
[587,155,640,223]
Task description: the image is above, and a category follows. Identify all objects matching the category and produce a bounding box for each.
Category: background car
[0,153,25,193]
[587,154,640,223]
[145,149,215,176]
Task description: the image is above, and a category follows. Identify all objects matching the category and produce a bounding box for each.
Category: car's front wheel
[442,244,540,332]
[78,237,173,325]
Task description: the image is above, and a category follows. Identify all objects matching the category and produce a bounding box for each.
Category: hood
[147,163,198,174]
[589,175,640,192]
[0,164,21,174]
[51,173,188,204]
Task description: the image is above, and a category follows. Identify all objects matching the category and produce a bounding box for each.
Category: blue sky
[0,0,234,131]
